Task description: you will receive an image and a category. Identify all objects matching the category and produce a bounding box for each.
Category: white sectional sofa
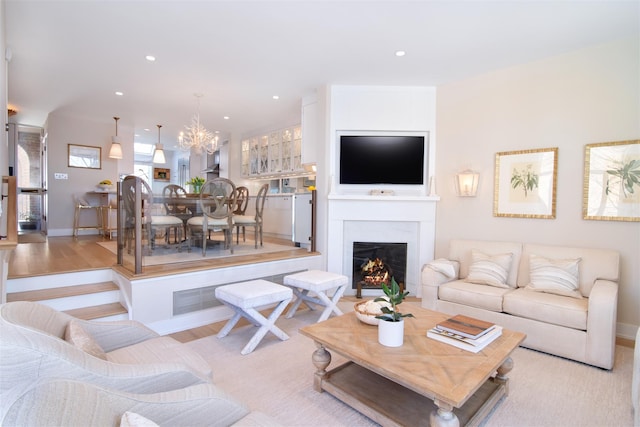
[1,301,280,426]
[422,239,620,369]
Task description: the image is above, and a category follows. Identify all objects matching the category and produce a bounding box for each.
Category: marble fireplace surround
[327,194,438,298]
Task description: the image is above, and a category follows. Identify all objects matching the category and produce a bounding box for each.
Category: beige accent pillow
[464,249,513,288]
[121,412,160,427]
[64,320,107,360]
[526,254,582,298]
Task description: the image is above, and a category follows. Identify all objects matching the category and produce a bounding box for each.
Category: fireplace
[327,195,438,297]
[353,242,407,298]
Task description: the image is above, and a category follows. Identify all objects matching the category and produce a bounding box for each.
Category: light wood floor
[8,235,115,278]
[7,234,308,279]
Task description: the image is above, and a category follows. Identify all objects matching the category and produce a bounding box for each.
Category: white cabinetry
[262,195,292,239]
[241,125,301,177]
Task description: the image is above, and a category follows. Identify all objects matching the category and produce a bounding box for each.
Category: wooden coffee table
[299,306,525,427]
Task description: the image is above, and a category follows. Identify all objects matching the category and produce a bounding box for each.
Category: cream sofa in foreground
[422,240,619,369]
[0,301,280,426]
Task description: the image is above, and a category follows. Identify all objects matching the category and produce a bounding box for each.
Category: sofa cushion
[526,254,582,298]
[449,240,522,288]
[503,288,588,330]
[65,320,107,360]
[465,249,513,288]
[518,243,619,297]
[438,280,510,312]
[106,336,212,379]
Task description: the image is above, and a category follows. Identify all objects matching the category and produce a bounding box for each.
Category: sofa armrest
[585,279,618,369]
[1,343,211,395]
[421,260,459,310]
[78,320,160,352]
[2,379,252,427]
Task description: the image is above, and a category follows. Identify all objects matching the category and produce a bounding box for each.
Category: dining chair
[186,178,237,256]
[233,183,268,249]
[232,186,250,243]
[162,184,192,242]
[121,176,185,255]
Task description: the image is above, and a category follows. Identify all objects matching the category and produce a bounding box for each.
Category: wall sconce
[152,124,166,164]
[108,116,123,159]
[455,169,479,197]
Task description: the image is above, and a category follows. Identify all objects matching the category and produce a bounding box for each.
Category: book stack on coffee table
[427,314,502,353]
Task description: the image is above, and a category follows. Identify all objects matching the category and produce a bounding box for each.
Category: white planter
[378,319,404,347]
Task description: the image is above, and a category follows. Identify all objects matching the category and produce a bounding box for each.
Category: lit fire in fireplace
[361,258,390,287]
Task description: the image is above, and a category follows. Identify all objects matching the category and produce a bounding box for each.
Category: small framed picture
[153,167,170,181]
[68,144,101,169]
[494,147,558,219]
[583,140,639,222]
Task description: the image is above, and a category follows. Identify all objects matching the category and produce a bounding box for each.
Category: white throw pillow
[464,249,513,288]
[121,412,160,427]
[526,254,582,298]
[64,320,107,360]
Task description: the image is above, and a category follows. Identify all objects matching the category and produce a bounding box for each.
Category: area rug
[97,239,300,266]
[185,302,634,427]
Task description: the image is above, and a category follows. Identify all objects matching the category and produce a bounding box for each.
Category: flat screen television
[339,134,426,185]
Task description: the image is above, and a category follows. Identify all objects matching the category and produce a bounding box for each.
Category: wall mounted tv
[339,134,426,185]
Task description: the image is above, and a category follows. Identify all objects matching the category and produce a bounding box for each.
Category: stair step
[64,302,128,320]
[6,282,118,303]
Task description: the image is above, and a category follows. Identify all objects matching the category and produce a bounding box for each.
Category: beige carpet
[97,239,298,266]
[185,302,635,427]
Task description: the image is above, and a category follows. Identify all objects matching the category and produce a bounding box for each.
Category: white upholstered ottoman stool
[215,280,293,355]
[283,270,348,323]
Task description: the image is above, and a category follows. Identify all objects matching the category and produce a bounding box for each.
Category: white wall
[46,112,134,235]
[434,38,639,337]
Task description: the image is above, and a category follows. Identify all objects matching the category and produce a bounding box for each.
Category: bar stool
[72,194,102,238]
[101,200,117,240]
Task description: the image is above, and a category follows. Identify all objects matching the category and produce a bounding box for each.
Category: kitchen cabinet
[241,125,302,177]
[261,195,293,239]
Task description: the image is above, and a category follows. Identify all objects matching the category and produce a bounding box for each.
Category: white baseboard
[617,322,639,341]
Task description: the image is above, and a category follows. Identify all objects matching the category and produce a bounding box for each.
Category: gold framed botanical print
[583,140,640,222]
[494,147,558,219]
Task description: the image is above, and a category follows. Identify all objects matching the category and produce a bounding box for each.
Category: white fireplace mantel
[326,194,439,298]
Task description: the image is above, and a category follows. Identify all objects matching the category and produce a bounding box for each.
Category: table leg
[430,399,460,427]
[495,356,514,390]
[311,343,331,392]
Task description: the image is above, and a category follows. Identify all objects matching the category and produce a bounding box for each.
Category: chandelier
[178,93,219,154]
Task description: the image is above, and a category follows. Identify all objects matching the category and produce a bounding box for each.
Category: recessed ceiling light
[144,128,151,132]
[223,116,230,120]
[272,95,279,100]
[395,50,406,57]
[115,91,124,96]
[145,55,156,62]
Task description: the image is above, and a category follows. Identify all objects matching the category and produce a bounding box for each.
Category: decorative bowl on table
[97,184,113,191]
[354,299,391,326]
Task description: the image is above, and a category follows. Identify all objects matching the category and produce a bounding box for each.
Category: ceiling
[5,1,639,150]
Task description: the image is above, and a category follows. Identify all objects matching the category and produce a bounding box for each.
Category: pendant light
[108,116,123,159]
[152,124,166,164]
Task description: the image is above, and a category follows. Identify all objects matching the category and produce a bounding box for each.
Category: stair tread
[64,302,127,320]
[7,282,118,302]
